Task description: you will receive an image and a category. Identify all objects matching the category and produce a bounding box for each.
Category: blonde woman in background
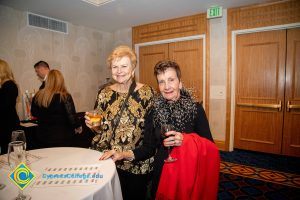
[0,59,20,154]
[31,69,82,148]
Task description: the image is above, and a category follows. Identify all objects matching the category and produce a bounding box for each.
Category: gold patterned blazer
[92,84,155,175]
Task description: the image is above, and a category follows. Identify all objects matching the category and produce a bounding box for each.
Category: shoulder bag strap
[109,80,137,142]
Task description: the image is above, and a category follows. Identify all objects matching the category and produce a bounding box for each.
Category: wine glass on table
[11,130,27,150]
[161,124,177,163]
[12,130,28,165]
[8,141,31,200]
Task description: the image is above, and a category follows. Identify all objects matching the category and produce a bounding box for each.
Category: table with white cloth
[0,147,123,200]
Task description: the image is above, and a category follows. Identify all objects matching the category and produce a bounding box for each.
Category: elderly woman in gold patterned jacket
[85,45,155,200]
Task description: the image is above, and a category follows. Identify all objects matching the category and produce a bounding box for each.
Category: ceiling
[0,0,273,32]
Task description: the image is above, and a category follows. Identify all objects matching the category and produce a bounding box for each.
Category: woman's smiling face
[111,56,134,84]
[157,67,182,101]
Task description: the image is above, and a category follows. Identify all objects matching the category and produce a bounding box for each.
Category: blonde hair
[34,69,68,107]
[0,59,15,87]
[106,45,137,69]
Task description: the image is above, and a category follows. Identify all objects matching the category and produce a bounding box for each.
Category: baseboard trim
[215,139,226,151]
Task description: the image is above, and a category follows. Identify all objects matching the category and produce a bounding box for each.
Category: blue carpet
[218,173,300,200]
[218,149,300,200]
[220,149,300,174]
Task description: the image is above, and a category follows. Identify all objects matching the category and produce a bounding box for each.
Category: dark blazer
[0,80,20,154]
[31,93,80,148]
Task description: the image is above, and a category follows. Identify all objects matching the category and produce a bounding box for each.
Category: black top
[31,93,80,148]
[0,80,20,154]
[132,89,214,198]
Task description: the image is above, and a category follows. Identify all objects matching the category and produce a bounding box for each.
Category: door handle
[286,101,300,112]
[237,101,282,111]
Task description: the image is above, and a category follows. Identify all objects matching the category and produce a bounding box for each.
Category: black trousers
[117,168,150,200]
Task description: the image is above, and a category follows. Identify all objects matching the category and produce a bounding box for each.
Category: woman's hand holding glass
[163,131,184,147]
[161,124,180,163]
[85,110,102,131]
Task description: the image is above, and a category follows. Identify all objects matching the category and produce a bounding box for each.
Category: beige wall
[0,5,115,119]
[112,28,132,48]
[209,9,227,141]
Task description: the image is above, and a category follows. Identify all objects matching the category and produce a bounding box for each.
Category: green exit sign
[207,6,222,19]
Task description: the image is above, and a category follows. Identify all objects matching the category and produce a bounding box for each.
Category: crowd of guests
[0,45,219,200]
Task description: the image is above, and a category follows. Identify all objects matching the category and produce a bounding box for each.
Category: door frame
[134,35,207,108]
[228,22,300,151]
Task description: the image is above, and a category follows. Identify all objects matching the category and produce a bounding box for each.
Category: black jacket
[0,80,20,154]
[31,93,80,148]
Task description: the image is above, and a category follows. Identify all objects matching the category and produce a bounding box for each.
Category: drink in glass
[88,110,102,127]
[161,124,177,163]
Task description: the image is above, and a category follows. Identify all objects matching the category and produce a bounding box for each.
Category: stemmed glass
[7,141,31,200]
[11,130,27,150]
[161,124,177,163]
[11,130,29,168]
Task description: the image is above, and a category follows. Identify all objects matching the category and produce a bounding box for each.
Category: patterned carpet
[218,149,300,200]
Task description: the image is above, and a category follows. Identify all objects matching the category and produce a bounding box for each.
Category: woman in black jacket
[31,69,81,148]
[0,59,20,154]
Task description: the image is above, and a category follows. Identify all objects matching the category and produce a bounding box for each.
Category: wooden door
[282,28,300,157]
[234,30,286,154]
[169,39,203,102]
[139,43,168,90]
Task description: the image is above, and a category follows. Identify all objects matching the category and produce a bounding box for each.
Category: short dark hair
[154,60,181,80]
[34,60,49,69]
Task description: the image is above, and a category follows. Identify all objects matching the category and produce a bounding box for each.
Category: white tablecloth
[0,147,123,200]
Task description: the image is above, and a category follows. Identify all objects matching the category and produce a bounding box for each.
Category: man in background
[34,60,50,89]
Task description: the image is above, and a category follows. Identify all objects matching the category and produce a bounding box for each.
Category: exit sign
[207,6,222,19]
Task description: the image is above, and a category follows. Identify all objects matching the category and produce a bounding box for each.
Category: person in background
[85,45,155,200]
[31,69,82,148]
[0,59,20,154]
[34,60,50,89]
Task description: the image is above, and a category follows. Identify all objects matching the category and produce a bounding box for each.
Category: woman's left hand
[163,131,183,147]
[99,150,124,162]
